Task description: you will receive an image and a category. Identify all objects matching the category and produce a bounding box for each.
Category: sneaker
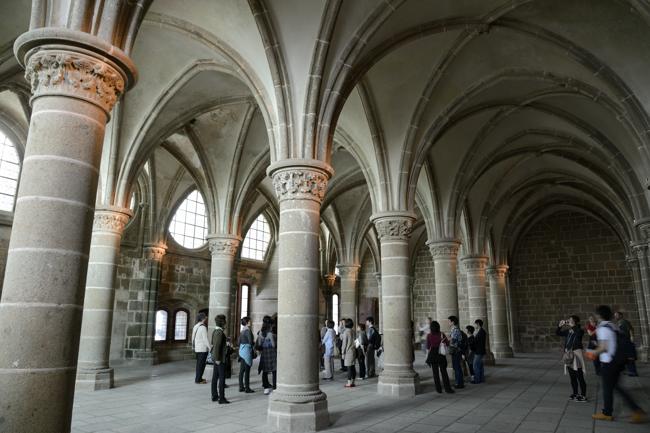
[631,410,648,424]
[575,395,587,403]
[568,394,576,401]
[264,388,272,395]
[592,413,613,421]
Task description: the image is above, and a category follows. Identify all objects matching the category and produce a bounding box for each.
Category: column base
[267,390,329,432]
[75,368,113,391]
[493,345,514,359]
[377,370,419,398]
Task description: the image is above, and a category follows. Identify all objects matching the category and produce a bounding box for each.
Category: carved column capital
[338,265,360,280]
[462,256,489,273]
[426,239,461,260]
[325,274,337,288]
[24,49,126,114]
[371,212,416,241]
[268,160,333,204]
[631,242,647,259]
[207,234,241,258]
[93,206,132,235]
[487,265,508,280]
[143,244,167,262]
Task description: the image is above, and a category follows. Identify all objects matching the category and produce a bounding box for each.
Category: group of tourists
[557,305,646,423]
[191,313,277,404]
[320,316,381,387]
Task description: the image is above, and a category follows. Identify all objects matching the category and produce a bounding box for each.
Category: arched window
[0,129,20,212]
[239,284,250,319]
[169,190,208,249]
[241,214,271,260]
[332,294,339,333]
[154,309,168,341]
[174,309,188,341]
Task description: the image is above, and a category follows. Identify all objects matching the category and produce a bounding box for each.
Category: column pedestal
[76,207,131,390]
[487,265,513,359]
[373,212,419,398]
[267,160,331,432]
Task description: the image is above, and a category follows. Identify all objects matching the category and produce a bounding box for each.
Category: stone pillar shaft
[208,234,240,332]
[338,265,359,322]
[375,272,383,333]
[463,256,494,363]
[427,240,460,333]
[487,265,513,358]
[373,212,418,398]
[76,207,131,390]
[267,161,331,432]
[0,47,129,432]
[630,245,650,361]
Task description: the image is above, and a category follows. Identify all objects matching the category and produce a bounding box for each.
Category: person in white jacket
[321,320,336,380]
[192,312,211,384]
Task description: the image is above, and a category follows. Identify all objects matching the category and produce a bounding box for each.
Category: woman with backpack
[556,315,587,402]
[257,316,277,395]
[426,320,454,394]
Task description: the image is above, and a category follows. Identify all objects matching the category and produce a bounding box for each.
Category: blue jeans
[451,352,464,386]
[473,354,485,383]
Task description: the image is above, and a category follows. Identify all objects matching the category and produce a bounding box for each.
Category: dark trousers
[366,347,376,377]
[625,359,638,376]
[238,359,251,390]
[340,357,347,371]
[431,354,453,393]
[601,362,640,416]
[473,354,485,383]
[347,365,356,381]
[451,352,464,386]
[568,367,586,396]
[465,352,475,376]
[195,351,208,383]
[357,348,366,378]
[211,362,226,401]
[262,370,276,389]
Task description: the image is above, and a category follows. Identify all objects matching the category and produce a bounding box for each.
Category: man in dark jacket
[472,319,487,384]
[211,314,229,404]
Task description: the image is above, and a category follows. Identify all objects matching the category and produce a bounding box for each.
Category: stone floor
[71,353,650,433]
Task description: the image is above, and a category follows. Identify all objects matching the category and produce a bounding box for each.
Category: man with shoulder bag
[210,314,230,404]
[192,312,211,384]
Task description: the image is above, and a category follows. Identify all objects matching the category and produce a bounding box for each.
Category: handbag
[438,343,448,356]
[561,332,576,365]
[207,351,215,365]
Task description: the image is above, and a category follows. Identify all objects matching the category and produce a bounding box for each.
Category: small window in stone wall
[0,130,20,212]
[240,284,250,319]
[169,190,208,249]
[242,214,271,261]
[154,309,168,341]
[174,309,188,341]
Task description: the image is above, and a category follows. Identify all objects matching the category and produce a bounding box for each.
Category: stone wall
[510,211,638,352]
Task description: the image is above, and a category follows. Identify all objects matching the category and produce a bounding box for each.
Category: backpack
[459,331,469,353]
[369,328,381,350]
[603,324,636,367]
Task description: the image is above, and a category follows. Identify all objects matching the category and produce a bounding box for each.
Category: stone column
[76,207,131,390]
[338,265,360,322]
[427,239,460,333]
[463,256,494,363]
[207,234,240,332]
[630,245,650,361]
[372,212,418,398]
[267,160,332,432]
[486,265,513,358]
[375,272,383,333]
[0,44,133,431]
[324,273,336,320]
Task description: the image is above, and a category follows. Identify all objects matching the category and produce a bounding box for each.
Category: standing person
[586,315,600,375]
[338,318,347,372]
[472,319,487,384]
[192,312,211,384]
[320,319,328,371]
[365,317,378,378]
[448,316,464,389]
[614,311,638,377]
[426,320,454,394]
[322,320,336,381]
[210,314,229,404]
[587,305,646,423]
[464,325,476,381]
[257,318,277,395]
[341,318,357,388]
[238,317,255,393]
[356,323,368,379]
[556,315,587,402]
